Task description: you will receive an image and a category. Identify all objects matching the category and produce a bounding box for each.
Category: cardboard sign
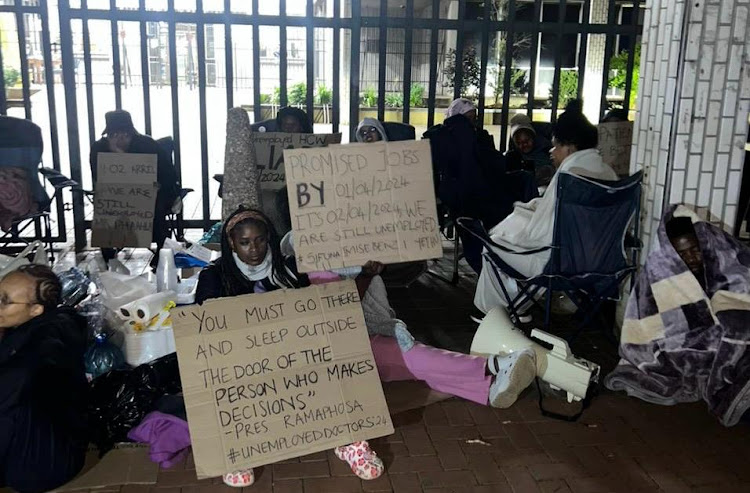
[252,132,342,190]
[171,280,394,479]
[598,121,634,176]
[283,140,443,272]
[92,153,158,248]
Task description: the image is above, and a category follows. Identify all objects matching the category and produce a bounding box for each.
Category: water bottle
[156,248,178,293]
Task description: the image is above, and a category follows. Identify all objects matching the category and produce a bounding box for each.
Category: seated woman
[275,106,313,133]
[505,113,555,188]
[474,100,618,317]
[196,207,385,485]
[90,110,179,264]
[0,265,88,493]
[356,118,388,143]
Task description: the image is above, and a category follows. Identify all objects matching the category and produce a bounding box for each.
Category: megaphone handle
[535,378,597,422]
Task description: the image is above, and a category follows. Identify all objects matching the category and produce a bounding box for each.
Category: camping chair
[0,116,81,262]
[155,137,193,242]
[458,171,643,341]
[382,122,416,141]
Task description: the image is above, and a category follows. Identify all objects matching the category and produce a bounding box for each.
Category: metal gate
[0,0,644,251]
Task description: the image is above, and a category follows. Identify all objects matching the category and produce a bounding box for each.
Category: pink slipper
[334,441,385,480]
[222,468,254,487]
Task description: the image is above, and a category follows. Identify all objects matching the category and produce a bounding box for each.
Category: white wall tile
[687,155,702,188]
[684,189,698,207]
[710,64,727,100]
[702,137,718,170]
[690,119,706,153]
[713,153,730,188]
[728,170,743,204]
[719,118,736,152]
[698,173,713,205]
[671,170,686,202]
[707,101,722,134]
[733,6,748,42]
[727,44,743,80]
[711,189,726,221]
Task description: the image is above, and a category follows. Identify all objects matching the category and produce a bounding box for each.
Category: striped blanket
[605,205,750,426]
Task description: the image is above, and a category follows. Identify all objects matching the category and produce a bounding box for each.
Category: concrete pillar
[582,0,610,123]
[632,0,750,252]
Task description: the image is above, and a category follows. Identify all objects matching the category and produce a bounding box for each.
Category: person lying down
[196,207,538,486]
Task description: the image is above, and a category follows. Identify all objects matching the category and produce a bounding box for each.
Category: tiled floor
[64,246,750,492]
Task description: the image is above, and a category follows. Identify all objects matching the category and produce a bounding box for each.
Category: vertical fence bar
[59,0,87,251]
[332,0,340,133]
[623,1,641,111]
[452,1,466,101]
[81,1,97,145]
[196,1,209,227]
[599,0,618,120]
[376,1,387,121]
[167,0,182,182]
[477,0,491,128]
[40,0,65,240]
[139,0,152,134]
[402,0,414,124]
[279,0,288,107]
[499,0,516,151]
[550,0,567,122]
[110,0,122,109]
[224,0,233,109]
[576,0,591,100]
[16,9,32,119]
[526,0,541,118]
[348,0,361,142]
[252,0,261,122]
[0,43,5,115]
[306,0,314,125]
[426,0,439,128]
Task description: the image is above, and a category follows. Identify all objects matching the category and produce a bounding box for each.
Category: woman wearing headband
[196,206,385,486]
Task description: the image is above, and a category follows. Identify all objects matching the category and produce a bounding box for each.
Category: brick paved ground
[66,250,750,492]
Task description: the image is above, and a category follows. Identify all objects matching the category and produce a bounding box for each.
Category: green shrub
[608,44,641,109]
[316,84,332,105]
[550,70,579,108]
[271,87,280,105]
[385,93,403,108]
[360,87,377,107]
[288,82,307,105]
[259,93,271,104]
[3,66,20,88]
[409,83,425,107]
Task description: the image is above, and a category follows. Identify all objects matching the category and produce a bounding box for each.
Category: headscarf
[355,118,389,143]
[275,107,313,133]
[445,98,477,118]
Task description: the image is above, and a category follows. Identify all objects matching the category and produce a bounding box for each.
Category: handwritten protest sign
[92,153,157,248]
[252,132,342,190]
[283,140,443,272]
[598,121,634,176]
[172,280,394,479]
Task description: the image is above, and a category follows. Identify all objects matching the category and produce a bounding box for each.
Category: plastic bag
[97,271,156,312]
[0,240,47,280]
[87,352,181,454]
[59,267,92,307]
[123,328,176,367]
[199,222,222,244]
[84,333,126,381]
[77,299,107,341]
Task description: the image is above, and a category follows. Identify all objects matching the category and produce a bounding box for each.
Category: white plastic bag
[0,241,47,280]
[97,271,156,312]
[123,328,176,367]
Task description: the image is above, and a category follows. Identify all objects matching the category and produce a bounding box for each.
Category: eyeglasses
[0,297,37,310]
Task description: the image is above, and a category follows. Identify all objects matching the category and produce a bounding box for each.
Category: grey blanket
[605,205,750,426]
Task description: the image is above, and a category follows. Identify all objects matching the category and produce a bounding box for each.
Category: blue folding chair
[458,170,643,341]
[0,116,81,261]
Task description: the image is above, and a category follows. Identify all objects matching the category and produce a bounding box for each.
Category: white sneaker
[488,349,537,409]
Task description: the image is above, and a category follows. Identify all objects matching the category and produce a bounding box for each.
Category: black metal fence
[0,0,644,251]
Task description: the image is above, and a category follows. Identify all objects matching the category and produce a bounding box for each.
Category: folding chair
[458,171,643,341]
[155,137,193,242]
[0,116,81,262]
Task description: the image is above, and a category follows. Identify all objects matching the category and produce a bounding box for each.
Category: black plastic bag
[87,353,181,454]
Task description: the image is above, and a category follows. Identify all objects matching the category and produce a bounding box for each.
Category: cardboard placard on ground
[598,121,634,176]
[91,152,158,248]
[252,132,342,191]
[283,140,443,273]
[172,280,394,479]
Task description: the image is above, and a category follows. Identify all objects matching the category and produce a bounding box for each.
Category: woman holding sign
[196,207,386,486]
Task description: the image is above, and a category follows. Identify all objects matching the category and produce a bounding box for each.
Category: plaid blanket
[605,205,750,426]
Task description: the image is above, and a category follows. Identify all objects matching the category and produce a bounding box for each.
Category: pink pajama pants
[369,335,491,405]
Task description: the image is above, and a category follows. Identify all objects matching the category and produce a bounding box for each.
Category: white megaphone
[471,307,600,403]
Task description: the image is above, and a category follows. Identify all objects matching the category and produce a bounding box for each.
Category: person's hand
[361,261,384,277]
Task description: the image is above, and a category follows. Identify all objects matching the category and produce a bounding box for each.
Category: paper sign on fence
[252,132,342,190]
[92,153,157,248]
[283,140,442,273]
[598,121,634,176]
[171,280,394,479]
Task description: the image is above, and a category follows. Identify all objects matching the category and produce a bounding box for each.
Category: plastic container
[156,248,178,293]
[175,278,198,305]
